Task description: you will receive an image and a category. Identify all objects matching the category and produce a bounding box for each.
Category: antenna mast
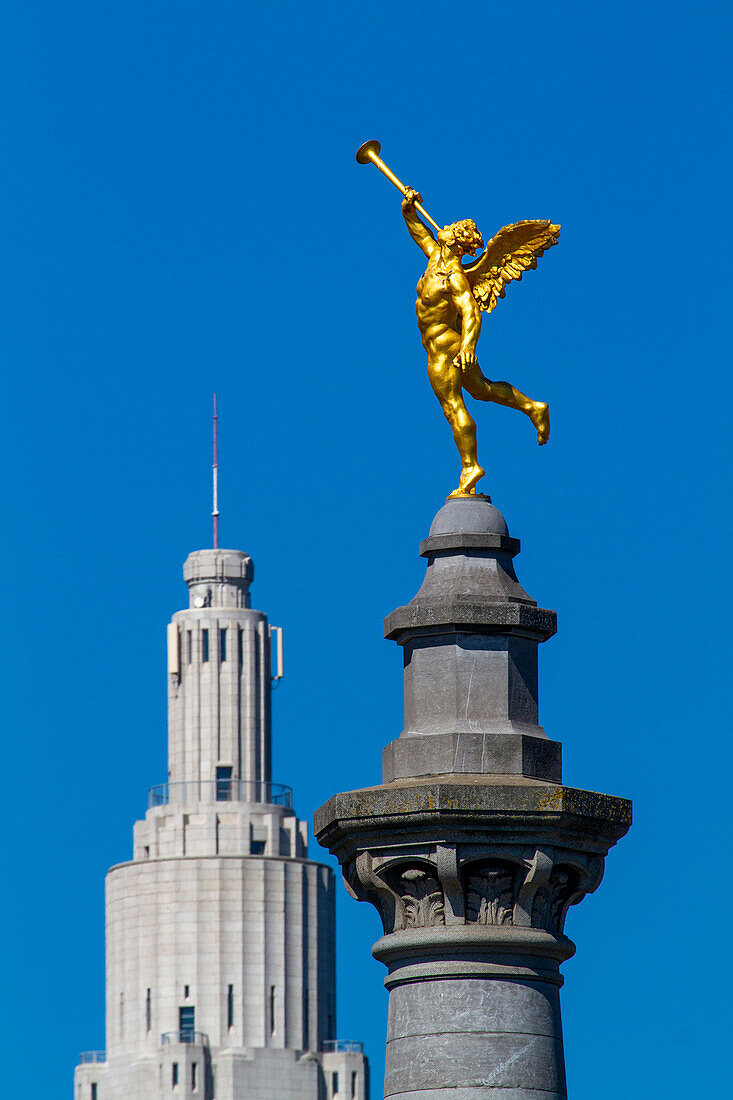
[212,393,219,549]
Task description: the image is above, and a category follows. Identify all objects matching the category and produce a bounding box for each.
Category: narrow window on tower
[332,1072,339,1096]
[186,630,192,663]
[191,1062,198,1091]
[184,985,190,999]
[146,987,151,1032]
[351,1071,358,1098]
[179,1005,195,1042]
[202,629,209,662]
[227,984,234,1030]
[220,628,227,662]
[269,985,276,1035]
[238,628,243,664]
[172,1063,179,1089]
[216,765,233,802]
[91,1085,97,1100]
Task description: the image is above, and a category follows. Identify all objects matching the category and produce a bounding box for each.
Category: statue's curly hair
[445,218,483,249]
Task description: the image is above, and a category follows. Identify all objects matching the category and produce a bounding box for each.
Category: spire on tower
[212,393,219,549]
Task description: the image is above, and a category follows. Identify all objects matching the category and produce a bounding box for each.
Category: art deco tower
[75,545,368,1100]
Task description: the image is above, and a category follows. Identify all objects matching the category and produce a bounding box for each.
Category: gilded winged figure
[401,187,559,497]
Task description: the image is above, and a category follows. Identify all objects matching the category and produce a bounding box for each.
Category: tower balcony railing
[161,1030,210,1046]
[322,1040,364,1054]
[148,779,293,809]
[79,1051,106,1064]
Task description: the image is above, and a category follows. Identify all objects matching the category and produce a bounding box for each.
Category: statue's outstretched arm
[401,189,437,257]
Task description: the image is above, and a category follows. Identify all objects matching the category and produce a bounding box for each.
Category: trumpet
[355,139,441,233]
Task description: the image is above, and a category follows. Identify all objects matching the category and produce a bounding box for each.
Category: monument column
[316,496,630,1099]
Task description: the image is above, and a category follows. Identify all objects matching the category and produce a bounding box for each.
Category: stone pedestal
[316,496,631,1099]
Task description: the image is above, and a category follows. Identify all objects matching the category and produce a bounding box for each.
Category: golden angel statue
[357,140,559,497]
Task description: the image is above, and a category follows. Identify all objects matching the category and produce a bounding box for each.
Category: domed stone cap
[429,495,509,537]
[385,496,556,643]
[420,495,519,559]
[183,548,253,587]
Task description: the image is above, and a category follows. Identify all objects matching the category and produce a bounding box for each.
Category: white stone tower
[75,547,368,1100]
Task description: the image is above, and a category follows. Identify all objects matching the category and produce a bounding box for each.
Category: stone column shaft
[316,496,631,1099]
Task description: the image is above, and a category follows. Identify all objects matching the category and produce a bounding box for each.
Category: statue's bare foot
[449,463,485,497]
[529,402,550,445]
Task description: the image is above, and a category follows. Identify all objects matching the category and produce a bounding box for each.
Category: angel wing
[462,220,560,314]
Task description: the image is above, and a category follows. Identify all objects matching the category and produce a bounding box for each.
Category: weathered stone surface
[419,530,521,556]
[427,495,508,535]
[401,633,542,737]
[315,776,631,844]
[316,496,631,1098]
[385,600,557,641]
[382,496,558,784]
[385,1090,564,1100]
[385,497,555,646]
[383,731,562,782]
[385,976,562,1038]
[385,1031,565,1094]
[317,768,627,1098]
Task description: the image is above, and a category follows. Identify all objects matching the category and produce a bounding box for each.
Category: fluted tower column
[167,549,273,797]
[316,496,630,1099]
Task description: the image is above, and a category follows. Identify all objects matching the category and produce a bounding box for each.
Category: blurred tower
[74,546,368,1100]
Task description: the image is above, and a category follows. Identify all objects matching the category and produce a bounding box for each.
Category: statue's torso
[416,254,464,349]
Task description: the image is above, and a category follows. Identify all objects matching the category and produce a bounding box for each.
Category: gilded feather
[462,220,560,314]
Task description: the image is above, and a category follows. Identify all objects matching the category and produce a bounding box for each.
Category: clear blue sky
[1,2,730,1096]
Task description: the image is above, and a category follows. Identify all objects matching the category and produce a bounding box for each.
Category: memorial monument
[315,142,631,1099]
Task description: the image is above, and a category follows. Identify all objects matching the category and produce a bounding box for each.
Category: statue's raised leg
[463,363,550,445]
